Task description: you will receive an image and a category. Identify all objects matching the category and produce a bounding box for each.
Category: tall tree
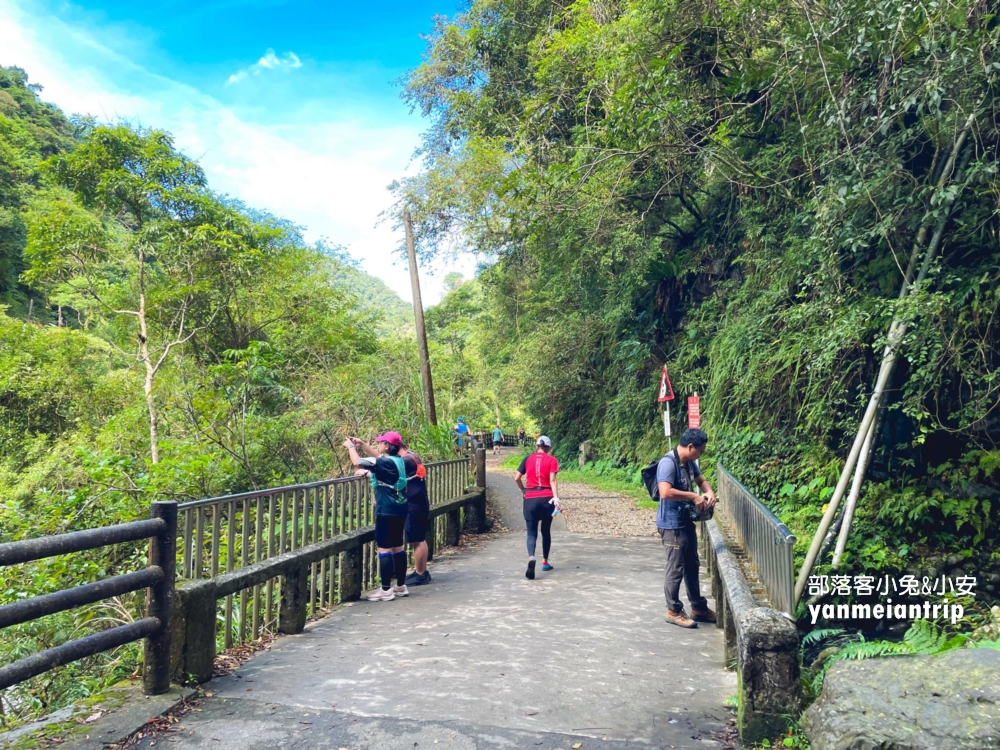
[24,125,275,463]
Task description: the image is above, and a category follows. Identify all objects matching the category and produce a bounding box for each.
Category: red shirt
[517,452,559,499]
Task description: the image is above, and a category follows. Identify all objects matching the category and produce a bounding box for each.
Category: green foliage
[327,259,414,337]
[0,66,74,311]
[805,620,968,696]
[0,70,442,728]
[399,0,1000,553]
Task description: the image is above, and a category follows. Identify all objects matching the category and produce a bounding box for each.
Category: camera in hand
[684,501,714,523]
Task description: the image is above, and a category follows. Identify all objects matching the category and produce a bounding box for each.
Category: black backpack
[641,457,662,500]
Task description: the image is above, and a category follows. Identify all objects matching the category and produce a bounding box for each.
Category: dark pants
[523,497,554,559]
[659,525,707,613]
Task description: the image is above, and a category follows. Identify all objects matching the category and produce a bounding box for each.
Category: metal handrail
[177,457,472,511]
[715,464,797,617]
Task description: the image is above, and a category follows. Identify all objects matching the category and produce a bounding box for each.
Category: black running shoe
[405,571,432,586]
[526,559,536,580]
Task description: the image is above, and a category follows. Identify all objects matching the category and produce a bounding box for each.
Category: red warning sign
[688,395,701,428]
[658,366,675,402]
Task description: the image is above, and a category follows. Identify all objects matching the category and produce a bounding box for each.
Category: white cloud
[0,0,477,304]
[227,48,303,85]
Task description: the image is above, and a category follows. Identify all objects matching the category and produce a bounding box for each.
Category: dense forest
[396,0,1000,609]
[0,64,451,722]
[3,0,1000,725]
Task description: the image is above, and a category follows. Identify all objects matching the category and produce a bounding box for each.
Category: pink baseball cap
[375,431,403,446]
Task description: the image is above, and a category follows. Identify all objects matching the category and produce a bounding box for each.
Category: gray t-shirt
[655,450,701,529]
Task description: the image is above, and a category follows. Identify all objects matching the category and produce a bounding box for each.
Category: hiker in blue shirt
[344,431,410,602]
[455,417,471,450]
[492,424,503,455]
[656,428,717,628]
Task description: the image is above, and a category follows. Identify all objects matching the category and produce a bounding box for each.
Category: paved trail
[136,450,736,750]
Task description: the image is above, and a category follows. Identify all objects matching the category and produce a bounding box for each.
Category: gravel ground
[557,479,658,537]
[490,454,657,538]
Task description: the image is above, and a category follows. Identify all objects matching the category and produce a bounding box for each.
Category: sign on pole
[658,366,675,402]
[658,367,675,443]
[688,393,701,429]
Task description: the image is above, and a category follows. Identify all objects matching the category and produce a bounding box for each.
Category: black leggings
[523,497,554,559]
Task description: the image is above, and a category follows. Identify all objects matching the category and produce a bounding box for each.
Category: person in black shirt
[399,441,432,586]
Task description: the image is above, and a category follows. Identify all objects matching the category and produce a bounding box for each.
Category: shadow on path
[133,452,736,749]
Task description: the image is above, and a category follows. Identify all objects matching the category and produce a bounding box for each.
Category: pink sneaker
[367,587,395,602]
[393,585,409,597]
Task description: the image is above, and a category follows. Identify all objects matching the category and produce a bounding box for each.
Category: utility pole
[404,209,438,426]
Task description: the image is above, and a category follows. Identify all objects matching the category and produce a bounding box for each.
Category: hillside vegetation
[0,65,441,725]
[398,0,1000,599]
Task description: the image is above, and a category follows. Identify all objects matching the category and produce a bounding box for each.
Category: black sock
[392,551,407,586]
[526,559,536,580]
[378,552,394,590]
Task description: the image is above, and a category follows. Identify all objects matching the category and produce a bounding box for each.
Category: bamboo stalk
[794,114,976,607]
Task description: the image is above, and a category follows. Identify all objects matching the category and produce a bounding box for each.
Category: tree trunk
[138,246,160,464]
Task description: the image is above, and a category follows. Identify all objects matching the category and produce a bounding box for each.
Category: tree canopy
[398,0,1000,576]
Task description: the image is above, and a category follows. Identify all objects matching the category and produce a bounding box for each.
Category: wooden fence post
[144,501,176,695]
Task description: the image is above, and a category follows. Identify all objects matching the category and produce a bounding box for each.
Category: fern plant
[809,620,967,694]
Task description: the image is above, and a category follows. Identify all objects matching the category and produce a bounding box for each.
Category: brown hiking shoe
[691,606,717,623]
[665,609,698,628]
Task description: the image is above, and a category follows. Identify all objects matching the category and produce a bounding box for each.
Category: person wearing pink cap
[344,431,410,601]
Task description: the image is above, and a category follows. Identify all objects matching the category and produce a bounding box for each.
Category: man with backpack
[344,431,410,602]
[651,428,718,628]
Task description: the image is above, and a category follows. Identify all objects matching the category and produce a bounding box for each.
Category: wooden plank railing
[0,453,488,695]
[170,452,487,683]
[0,503,177,696]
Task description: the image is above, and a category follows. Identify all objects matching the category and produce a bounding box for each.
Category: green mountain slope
[330,261,414,336]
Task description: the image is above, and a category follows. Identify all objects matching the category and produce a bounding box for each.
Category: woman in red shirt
[514,435,561,579]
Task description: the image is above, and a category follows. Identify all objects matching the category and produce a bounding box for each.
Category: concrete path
[135,453,736,749]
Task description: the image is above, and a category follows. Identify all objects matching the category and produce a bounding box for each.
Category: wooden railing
[175,457,474,650]
[0,503,177,696]
[0,453,488,695]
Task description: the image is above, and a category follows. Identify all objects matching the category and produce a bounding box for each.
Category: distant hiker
[455,417,471,451]
[518,427,526,446]
[492,424,503,455]
[344,432,410,601]
[656,428,717,628]
[514,435,561,579]
[399,440,433,586]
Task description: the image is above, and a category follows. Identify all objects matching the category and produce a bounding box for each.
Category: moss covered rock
[804,648,1000,750]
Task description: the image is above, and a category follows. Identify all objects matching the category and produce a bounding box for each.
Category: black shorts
[523,497,554,524]
[375,515,405,548]
[405,502,430,544]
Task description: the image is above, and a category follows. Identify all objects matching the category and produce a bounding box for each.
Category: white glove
[549,496,562,511]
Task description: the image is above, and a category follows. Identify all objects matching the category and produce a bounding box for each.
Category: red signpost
[688,394,701,429]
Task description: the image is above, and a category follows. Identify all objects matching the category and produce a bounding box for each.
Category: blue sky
[0,0,476,303]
